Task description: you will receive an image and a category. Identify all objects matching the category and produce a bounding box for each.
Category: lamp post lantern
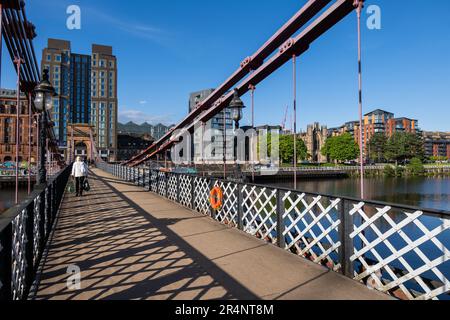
[228,88,246,181]
[34,69,56,185]
[229,88,245,129]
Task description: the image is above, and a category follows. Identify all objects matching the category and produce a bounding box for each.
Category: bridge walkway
[31,168,390,300]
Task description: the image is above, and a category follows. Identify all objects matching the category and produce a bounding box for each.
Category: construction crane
[281,105,289,131]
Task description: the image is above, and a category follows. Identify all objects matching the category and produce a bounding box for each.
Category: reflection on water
[273,177,450,212]
[0,188,29,215]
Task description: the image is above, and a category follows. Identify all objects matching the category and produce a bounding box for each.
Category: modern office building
[189,89,234,163]
[423,131,450,159]
[41,39,118,161]
[0,89,37,163]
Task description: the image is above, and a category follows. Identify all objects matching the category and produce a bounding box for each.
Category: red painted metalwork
[292,55,298,190]
[131,0,361,167]
[124,0,332,166]
[249,84,255,183]
[28,92,32,194]
[355,0,365,199]
[14,56,23,204]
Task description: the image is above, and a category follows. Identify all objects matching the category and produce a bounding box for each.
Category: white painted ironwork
[32,196,42,266]
[242,185,277,244]
[11,209,28,300]
[214,181,238,227]
[158,172,167,196]
[194,177,210,215]
[167,174,178,201]
[150,171,158,193]
[350,203,450,300]
[283,191,342,271]
[179,175,192,208]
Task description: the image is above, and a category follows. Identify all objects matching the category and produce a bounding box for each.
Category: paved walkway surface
[32,169,391,300]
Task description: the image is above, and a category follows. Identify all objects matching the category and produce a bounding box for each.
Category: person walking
[72,156,88,197]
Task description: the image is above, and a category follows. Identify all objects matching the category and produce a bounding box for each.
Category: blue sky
[2,0,449,131]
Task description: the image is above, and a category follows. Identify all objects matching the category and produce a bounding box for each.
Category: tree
[407,157,425,176]
[368,133,387,163]
[385,132,425,164]
[321,133,359,163]
[258,133,307,165]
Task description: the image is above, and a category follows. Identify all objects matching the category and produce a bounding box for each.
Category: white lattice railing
[105,163,450,300]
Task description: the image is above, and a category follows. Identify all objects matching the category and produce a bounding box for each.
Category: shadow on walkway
[33,172,258,300]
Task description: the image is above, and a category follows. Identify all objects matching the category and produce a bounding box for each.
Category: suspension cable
[355,0,365,199]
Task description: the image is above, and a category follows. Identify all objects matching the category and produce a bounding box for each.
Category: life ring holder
[210,187,224,210]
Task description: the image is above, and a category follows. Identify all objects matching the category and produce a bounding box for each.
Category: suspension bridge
[0,0,449,301]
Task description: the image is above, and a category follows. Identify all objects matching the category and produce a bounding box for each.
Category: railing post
[0,224,13,300]
[176,174,181,203]
[237,183,243,230]
[38,188,46,252]
[191,176,195,210]
[165,173,169,198]
[24,203,34,296]
[339,199,354,278]
[45,186,52,238]
[209,179,216,220]
[276,189,285,249]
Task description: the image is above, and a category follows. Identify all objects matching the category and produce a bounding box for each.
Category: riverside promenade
[31,169,389,300]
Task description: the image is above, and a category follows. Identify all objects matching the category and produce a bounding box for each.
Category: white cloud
[85,7,169,42]
[119,109,174,125]
[139,100,148,105]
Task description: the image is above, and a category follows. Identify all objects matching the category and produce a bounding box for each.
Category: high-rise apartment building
[91,44,118,160]
[41,39,70,146]
[41,39,118,161]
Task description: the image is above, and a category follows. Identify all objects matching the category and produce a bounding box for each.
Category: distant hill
[117,122,174,140]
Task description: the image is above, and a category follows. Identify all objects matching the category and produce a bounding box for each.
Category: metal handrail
[0,164,72,300]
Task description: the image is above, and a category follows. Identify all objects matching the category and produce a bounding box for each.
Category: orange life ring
[210,187,223,210]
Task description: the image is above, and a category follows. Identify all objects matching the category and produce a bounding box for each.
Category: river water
[273,176,450,212]
[0,188,30,215]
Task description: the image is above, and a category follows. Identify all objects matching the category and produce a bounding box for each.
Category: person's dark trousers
[75,177,86,196]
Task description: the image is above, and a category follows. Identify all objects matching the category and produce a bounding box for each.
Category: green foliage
[430,156,448,163]
[407,157,425,176]
[258,133,307,164]
[368,133,387,163]
[384,165,396,177]
[383,164,407,178]
[321,133,360,163]
[384,132,425,163]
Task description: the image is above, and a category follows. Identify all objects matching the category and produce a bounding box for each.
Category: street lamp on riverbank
[34,69,56,185]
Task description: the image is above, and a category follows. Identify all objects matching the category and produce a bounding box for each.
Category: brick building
[0,89,37,163]
[329,109,420,157]
[423,131,450,159]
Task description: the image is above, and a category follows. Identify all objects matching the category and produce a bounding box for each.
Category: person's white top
[72,161,88,178]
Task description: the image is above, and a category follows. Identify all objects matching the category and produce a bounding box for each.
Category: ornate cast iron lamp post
[228,88,246,181]
[34,69,56,185]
